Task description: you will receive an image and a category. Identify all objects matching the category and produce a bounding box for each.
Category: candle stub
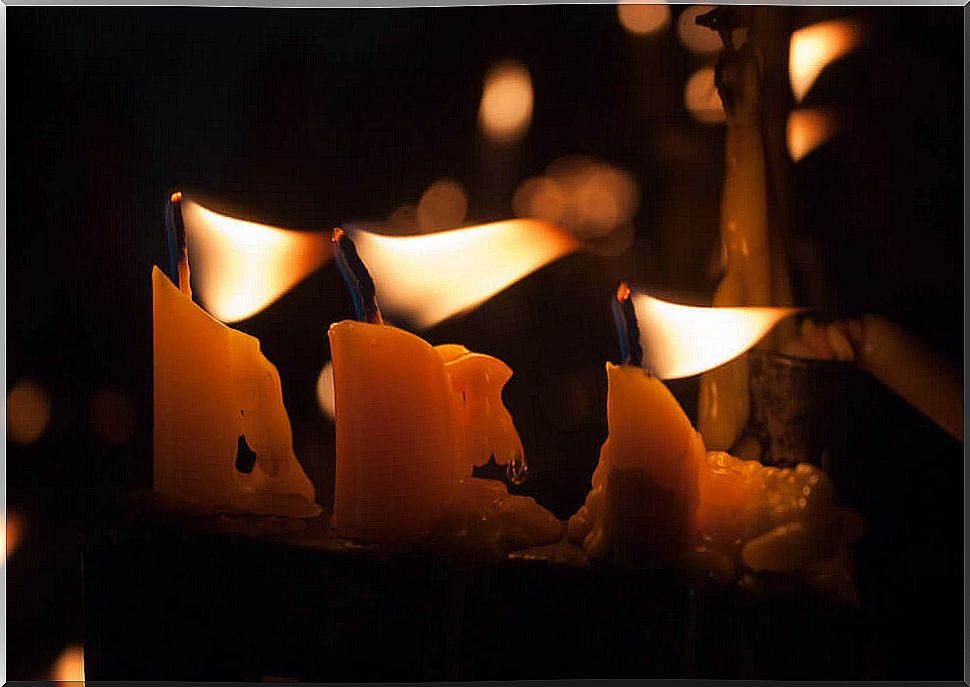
[328,319,538,544]
[152,266,321,518]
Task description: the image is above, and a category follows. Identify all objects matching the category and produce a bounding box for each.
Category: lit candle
[153,195,321,517]
[328,229,550,545]
[568,284,705,565]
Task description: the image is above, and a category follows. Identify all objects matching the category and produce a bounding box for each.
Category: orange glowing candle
[152,193,320,518]
[569,284,705,565]
[328,229,534,544]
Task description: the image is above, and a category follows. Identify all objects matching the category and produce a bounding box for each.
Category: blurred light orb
[677,5,723,56]
[513,155,640,248]
[5,510,22,564]
[512,176,567,225]
[617,2,671,36]
[479,59,534,144]
[789,19,863,103]
[386,204,419,233]
[316,362,336,421]
[417,178,469,231]
[89,387,136,446]
[7,378,52,445]
[786,108,839,162]
[684,67,725,125]
[50,644,85,682]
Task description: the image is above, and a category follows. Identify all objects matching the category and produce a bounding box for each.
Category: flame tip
[616,281,632,302]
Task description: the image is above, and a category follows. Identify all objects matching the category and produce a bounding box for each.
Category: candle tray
[82,496,866,682]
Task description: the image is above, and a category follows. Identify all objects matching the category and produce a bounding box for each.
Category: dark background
[6,5,964,681]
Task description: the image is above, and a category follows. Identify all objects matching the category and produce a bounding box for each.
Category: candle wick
[165,191,192,298]
[332,227,384,325]
[611,281,644,369]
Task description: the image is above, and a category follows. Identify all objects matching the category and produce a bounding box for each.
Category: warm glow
[787,108,839,162]
[684,67,725,125]
[49,644,85,682]
[417,178,469,231]
[618,2,671,36]
[5,510,22,564]
[479,59,534,144]
[7,377,52,445]
[677,5,723,55]
[789,18,864,103]
[181,198,331,322]
[89,387,136,445]
[348,220,581,329]
[631,291,799,379]
[513,156,640,248]
[316,361,335,420]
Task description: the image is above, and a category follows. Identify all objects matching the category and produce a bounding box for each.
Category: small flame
[789,18,864,103]
[631,291,799,379]
[787,108,839,162]
[349,219,581,329]
[181,198,331,322]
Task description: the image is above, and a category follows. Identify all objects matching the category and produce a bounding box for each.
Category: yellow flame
[181,198,331,322]
[349,219,581,329]
[618,2,671,36]
[789,18,863,103]
[49,644,85,682]
[631,292,799,379]
[479,59,534,144]
[787,108,839,162]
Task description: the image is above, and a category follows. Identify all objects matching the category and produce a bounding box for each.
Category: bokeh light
[677,6,723,56]
[5,510,22,565]
[479,59,534,144]
[49,644,85,682]
[617,2,671,36]
[7,377,52,446]
[316,361,336,421]
[89,387,136,446]
[787,108,839,162]
[789,18,864,103]
[513,155,640,254]
[684,66,725,124]
[417,178,469,231]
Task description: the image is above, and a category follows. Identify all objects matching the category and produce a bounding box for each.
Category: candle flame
[349,219,581,329]
[787,108,839,162]
[789,19,864,103]
[180,197,331,322]
[479,59,534,144]
[631,291,799,379]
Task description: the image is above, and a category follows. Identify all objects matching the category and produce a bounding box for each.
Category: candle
[695,9,796,452]
[692,450,863,584]
[152,265,321,518]
[568,284,705,565]
[328,228,552,546]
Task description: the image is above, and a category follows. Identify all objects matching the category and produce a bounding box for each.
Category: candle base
[82,491,867,682]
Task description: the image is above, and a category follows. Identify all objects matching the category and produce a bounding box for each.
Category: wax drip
[164,191,192,297]
[611,281,643,368]
[332,228,384,325]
